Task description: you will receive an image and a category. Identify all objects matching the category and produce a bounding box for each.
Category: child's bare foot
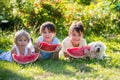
[64,57,72,60]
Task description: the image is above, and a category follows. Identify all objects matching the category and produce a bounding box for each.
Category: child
[34,22,61,60]
[62,21,87,59]
[0,30,34,62]
[11,30,32,56]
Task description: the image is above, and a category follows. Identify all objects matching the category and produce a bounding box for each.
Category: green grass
[0,32,120,80]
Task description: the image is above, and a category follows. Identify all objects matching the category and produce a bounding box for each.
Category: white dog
[88,42,106,60]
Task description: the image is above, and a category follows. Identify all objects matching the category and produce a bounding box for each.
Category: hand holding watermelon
[38,42,61,52]
[54,45,62,52]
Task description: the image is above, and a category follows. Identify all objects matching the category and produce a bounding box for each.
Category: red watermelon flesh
[12,53,39,64]
[39,42,60,52]
[67,46,90,58]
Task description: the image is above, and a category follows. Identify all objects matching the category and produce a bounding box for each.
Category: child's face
[42,27,55,43]
[69,30,83,46]
[16,36,29,46]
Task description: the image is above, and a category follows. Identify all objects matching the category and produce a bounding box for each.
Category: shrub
[0,0,120,36]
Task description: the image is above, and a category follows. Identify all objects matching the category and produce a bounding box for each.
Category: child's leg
[64,52,72,60]
[64,52,69,57]
[0,51,12,62]
[51,52,59,60]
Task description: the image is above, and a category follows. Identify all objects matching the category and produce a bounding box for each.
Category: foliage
[5,0,67,37]
[78,0,120,35]
[76,0,93,5]
[110,1,120,33]
[0,0,120,36]
[0,31,13,51]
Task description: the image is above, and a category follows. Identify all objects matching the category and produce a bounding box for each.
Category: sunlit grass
[0,32,120,80]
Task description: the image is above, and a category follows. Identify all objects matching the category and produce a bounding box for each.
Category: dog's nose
[96,48,100,52]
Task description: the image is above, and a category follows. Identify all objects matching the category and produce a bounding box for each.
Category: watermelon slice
[12,53,39,64]
[38,42,60,52]
[67,46,90,58]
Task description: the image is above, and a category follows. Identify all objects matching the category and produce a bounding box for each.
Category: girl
[34,22,61,60]
[62,21,87,59]
[11,30,32,56]
[0,30,34,62]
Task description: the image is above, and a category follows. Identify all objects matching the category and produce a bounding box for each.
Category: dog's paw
[84,49,89,55]
[97,56,104,60]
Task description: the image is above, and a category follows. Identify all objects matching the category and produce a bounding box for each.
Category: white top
[15,46,28,56]
[27,39,34,53]
[62,36,87,52]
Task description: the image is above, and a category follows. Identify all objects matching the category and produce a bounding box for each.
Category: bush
[0,0,120,36]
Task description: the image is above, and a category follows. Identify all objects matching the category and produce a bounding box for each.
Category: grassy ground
[0,31,120,80]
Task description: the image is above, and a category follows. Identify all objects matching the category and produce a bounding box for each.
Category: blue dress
[0,51,12,62]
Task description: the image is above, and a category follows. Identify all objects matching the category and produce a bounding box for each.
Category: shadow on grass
[36,56,119,74]
[82,56,120,69]
[26,58,96,76]
[15,55,120,78]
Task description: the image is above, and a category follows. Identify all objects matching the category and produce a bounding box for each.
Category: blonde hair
[69,21,84,35]
[14,30,30,45]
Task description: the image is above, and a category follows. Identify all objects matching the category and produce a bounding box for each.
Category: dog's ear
[88,42,95,47]
[98,42,107,51]
[103,43,106,51]
[88,42,95,52]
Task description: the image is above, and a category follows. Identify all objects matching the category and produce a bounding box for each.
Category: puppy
[88,42,106,60]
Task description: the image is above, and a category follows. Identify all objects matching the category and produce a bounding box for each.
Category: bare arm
[26,48,32,55]
[11,47,16,54]
[34,42,40,53]
[54,45,62,53]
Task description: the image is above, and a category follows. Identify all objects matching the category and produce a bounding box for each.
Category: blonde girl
[11,30,33,56]
[0,30,33,61]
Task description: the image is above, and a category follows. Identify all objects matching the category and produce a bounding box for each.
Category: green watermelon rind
[12,53,39,64]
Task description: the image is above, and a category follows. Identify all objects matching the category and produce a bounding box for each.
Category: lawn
[0,32,120,80]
